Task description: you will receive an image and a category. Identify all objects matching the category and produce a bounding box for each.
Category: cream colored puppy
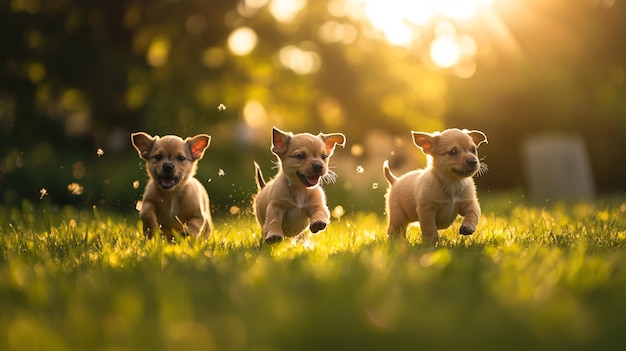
[383,128,487,244]
[131,132,212,240]
[253,127,346,244]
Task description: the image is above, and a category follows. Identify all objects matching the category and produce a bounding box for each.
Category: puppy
[383,128,487,244]
[253,127,346,244]
[131,132,213,239]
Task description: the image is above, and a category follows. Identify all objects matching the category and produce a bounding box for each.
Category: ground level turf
[1,195,626,350]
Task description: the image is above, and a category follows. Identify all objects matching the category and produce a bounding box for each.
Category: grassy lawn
[1,194,626,350]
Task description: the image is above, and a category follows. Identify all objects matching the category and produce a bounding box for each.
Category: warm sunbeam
[342,0,498,76]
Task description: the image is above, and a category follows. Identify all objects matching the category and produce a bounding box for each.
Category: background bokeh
[1,0,625,215]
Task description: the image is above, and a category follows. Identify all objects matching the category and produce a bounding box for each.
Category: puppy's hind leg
[386,211,408,240]
[415,210,440,245]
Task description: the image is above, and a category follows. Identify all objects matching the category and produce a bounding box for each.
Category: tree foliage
[1,0,625,211]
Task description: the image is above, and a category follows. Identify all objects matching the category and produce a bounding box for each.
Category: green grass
[2,195,626,350]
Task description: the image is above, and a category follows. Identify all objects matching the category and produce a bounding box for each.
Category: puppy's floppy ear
[412,131,436,154]
[271,127,292,155]
[131,132,158,160]
[186,134,211,160]
[320,132,346,156]
[465,130,488,147]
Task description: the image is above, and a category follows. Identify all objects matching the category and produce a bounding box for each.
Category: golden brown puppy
[253,127,346,244]
[383,128,487,245]
[131,132,212,239]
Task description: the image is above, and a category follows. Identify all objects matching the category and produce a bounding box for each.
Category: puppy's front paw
[144,227,155,239]
[459,224,475,235]
[265,233,284,244]
[310,221,327,233]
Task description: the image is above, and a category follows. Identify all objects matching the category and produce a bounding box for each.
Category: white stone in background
[522,133,595,203]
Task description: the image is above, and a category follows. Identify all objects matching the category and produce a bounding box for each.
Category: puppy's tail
[254,161,266,190]
[383,160,399,185]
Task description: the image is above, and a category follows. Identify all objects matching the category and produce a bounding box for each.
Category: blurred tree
[446,0,626,191]
[1,0,625,212]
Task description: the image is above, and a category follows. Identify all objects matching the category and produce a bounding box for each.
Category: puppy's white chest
[450,195,461,208]
[155,197,180,224]
[169,200,179,218]
[293,191,308,209]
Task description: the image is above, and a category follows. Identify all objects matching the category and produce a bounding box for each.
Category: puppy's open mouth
[158,174,181,189]
[297,172,321,187]
[452,169,476,177]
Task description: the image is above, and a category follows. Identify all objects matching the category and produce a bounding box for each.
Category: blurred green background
[1,0,625,215]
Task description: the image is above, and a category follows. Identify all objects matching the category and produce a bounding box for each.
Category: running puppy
[131,132,213,239]
[383,128,487,244]
[253,127,346,244]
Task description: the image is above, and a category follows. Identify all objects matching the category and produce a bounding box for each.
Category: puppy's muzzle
[157,162,181,189]
[311,161,324,174]
[163,162,174,173]
[466,158,477,169]
[297,161,325,187]
[453,158,479,177]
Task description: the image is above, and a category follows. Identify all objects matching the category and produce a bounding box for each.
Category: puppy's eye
[294,153,306,160]
[471,147,477,154]
[448,149,458,156]
[177,155,186,161]
[154,155,163,161]
[321,154,328,160]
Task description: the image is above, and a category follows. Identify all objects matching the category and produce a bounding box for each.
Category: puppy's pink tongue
[306,175,320,186]
[160,176,176,187]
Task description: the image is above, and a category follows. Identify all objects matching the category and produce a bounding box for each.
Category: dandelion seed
[331,205,345,220]
[217,103,226,111]
[372,182,379,190]
[67,182,83,195]
[39,188,48,199]
[96,148,104,157]
[218,169,225,176]
[136,200,143,212]
[207,178,212,183]
[133,180,140,189]
[356,165,365,174]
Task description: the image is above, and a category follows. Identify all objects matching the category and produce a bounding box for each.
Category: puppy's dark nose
[466,158,478,168]
[311,161,324,174]
[163,163,175,173]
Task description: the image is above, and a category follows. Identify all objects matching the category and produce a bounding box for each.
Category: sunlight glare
[318,21,358,44]
[382,22,414,47]
[245,0,270,10]
[343,0,496,75]
[457,34,478,56]
[453,57,477,78]
[243,100,267,129]
[437,0,477,21]
[278,45,321,75]
[350,0,494,40]
[430,37,460,68]
[362,0,424,46]
[228,27,258,56]
[269,0,307,23]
